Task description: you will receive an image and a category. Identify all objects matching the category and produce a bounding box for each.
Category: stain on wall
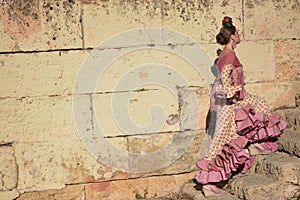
[41,0,82,48]
[82,0,214,22]
[0,0,41,40]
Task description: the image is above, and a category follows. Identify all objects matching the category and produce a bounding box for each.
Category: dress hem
[195,104,287,184]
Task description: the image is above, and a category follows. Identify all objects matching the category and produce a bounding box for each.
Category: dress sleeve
[221,64,242,98]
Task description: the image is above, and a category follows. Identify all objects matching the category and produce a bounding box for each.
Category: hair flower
[222,16,233,27]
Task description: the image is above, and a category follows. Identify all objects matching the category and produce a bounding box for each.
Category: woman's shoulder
[217,51,236,64]
[219,50,235,59]
[217,51,241,68]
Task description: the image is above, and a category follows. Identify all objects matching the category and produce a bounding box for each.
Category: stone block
[91,48,209,93]
[0,53,61,97]
[15,141,64,192]
[0,98,24,144]
[0,189,19,200]
[61,139,128,185]
[57,50,89,96]
[0,51,87,97]
[227,174,299,200]
[180,182,205,200]
[245,81,299,109]
[128,132,176,154]
[244,0,300,40]
[128,132,180,173]
[0,0,82,52]
[0,146,18,191]
[277,129,300,157]
[256,152,300,184]
[181,182,240,200]
[173,172,196,191]
[275,39,300,81]
[22,96,78,142]
[94,88,181,137]
[275,108,300,128]
[18,184,85,200]
[82,1,162,48]
[178,87,210,131]
[161,0,243,44]
[85,175,175,200]
[129,130,206,177]
[236,41,276,82]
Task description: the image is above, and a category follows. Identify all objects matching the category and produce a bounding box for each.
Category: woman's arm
[221,64,242,99]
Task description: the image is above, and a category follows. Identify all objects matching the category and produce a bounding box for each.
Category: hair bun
[216,33,227,45]
[222,16,233,28]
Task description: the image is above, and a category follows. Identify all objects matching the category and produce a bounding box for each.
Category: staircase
[179,95,300,200]
[225,97,300,200]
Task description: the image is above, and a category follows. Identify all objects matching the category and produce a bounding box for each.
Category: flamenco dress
[195,51,287,184]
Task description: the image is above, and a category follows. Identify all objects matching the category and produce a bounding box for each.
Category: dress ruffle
[195,136,255,184]
[235,104,287,152]
[195,104,287,184]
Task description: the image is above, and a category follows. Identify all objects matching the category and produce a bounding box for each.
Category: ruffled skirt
[195,104,287,184]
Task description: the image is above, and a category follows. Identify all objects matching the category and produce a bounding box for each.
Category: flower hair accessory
[222,16,233,27]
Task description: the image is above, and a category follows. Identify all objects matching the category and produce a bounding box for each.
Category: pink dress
[195,51,287,184]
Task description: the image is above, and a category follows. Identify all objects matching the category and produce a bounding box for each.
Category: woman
[195,16,287,197]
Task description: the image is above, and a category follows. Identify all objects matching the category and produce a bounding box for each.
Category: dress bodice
[216,51,245,100]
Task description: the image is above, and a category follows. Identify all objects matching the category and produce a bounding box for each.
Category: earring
[232,40,237,49]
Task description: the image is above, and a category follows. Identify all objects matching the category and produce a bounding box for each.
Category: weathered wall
[0,0,299,199]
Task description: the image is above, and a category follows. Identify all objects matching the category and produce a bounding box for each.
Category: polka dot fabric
[195,52,287,184]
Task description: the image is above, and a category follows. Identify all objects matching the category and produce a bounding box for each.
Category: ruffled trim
[195,104,287,184]
[235,104,287,143]
[195,136,255,184]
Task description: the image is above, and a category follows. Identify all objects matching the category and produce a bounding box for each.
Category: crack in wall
[0,42,207,55]
[242,0,245,40]
[0,142,13,147]
[12,145,19,194]
[0,88,161,100]
[79,0,85,49]
[66,170,196,186]
[89,93,94,131]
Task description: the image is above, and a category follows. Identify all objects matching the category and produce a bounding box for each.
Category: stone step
[255,152,300,184]
[277,129,300,157]
[180,182,240,200]
[226,174,299,200]
[275,108,300,128]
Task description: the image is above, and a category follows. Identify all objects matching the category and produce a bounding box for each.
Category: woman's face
[234,30,241,44]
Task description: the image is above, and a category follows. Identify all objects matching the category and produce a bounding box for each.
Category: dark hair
[216,16,236,45]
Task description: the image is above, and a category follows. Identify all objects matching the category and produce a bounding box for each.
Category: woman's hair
[216,16,236,45]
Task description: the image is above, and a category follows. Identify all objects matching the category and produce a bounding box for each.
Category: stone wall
[0,0,299,199]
